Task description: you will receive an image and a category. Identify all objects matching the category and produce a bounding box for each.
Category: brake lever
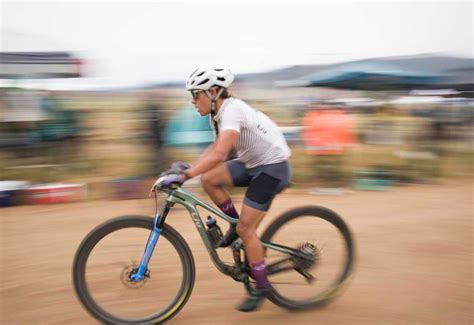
[149,175,166,197]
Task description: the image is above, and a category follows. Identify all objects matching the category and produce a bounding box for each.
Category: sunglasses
[190,90,204,100]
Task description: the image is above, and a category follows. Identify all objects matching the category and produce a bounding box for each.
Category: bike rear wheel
[262,206,355,310]
[73,216,195,324]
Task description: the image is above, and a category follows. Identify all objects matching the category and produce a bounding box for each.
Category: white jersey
[213,98,291,168]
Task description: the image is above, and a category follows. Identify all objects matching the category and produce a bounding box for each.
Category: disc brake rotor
[120,264,150,289]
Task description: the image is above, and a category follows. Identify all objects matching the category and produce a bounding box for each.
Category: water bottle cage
[206,226,223,248]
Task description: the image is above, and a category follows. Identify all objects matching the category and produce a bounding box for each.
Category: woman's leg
[236,204,266,263]
[200,162,234,205]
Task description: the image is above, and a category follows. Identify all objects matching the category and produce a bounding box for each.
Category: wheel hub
[120,264,150,289]
[291,242,320,270]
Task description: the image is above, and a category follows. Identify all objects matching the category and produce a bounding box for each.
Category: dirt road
[1,181,472,324]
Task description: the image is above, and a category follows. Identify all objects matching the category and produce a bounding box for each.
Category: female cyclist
[159,67,291,312]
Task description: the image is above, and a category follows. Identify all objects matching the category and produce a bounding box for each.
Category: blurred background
[0,1,473,324]
[1,1,472,203]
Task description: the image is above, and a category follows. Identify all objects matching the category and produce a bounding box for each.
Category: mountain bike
[72,175,355,324]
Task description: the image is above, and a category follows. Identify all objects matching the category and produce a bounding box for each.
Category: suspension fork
[130,201,173,281]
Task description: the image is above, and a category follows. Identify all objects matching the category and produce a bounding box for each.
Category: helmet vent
[197,78,210,86]
[189,68,198,77]
[196,71,205,77]
[217,77,225,81]
[215,68,224,71]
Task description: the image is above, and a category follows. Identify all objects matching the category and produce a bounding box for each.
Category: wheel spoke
[295,268,316,283]
[266,256,292,274]
[270,281,318,286]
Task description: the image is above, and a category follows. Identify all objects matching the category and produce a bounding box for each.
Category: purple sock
[250,260,271,290]
[218,198,239,220]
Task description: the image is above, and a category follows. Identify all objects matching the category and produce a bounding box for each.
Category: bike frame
[131,186,311,282]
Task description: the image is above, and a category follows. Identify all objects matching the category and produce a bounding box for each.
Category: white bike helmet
[186,67,234,91]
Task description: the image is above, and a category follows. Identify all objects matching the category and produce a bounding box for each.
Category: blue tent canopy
[164,106,214,147]
[284,56,473,91]
[301,61,444,91]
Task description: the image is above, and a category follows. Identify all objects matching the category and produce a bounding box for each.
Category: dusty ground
[1,181,472,324]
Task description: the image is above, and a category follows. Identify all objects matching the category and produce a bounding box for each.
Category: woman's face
[191,88,217,116]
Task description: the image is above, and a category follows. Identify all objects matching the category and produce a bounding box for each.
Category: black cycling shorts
[226,160,291,211]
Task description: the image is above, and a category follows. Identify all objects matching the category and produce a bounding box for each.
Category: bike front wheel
[262,206,355,310]
[73,216,195,324]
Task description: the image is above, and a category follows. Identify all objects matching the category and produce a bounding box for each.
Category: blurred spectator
[142,91,165,175]
[0,88,44,158]
[38,91,82,163]
[302,105,355,189]
[364,105,403,145]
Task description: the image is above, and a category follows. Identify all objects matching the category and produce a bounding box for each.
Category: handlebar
[149,174,181,196]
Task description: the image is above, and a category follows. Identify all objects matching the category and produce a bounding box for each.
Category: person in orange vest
[302,105,355,189]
